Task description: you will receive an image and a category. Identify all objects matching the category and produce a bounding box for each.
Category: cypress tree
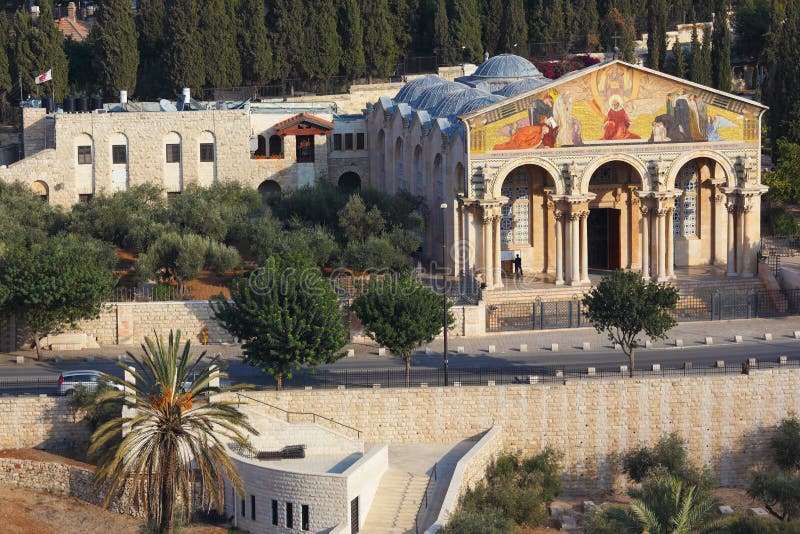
[647,0,668,70]
[573,0,600,51]
[32,0,69,100]
[764,0,800,155]
[238,0,272,85]
[200,0,241,88]
[452,0,483,63]
[671,39,687,78]
[0,14,12,96]
[688,23,702,83]
[711,3,732,91]
[360,0,399,78]
[268,0,305,80]
[600,7,636,62]
[700,24,713,86]
[499,0,527,54]
[339,0,366,78]
[482,0,503,56]
[389,0,415,58]
[163,0,205,95]
[10,10,35,99]
[432,0,455,64]
[93,0,139,98]
[136,0,167,97]
[304,0,342,80]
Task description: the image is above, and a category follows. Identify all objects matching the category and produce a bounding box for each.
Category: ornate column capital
[639,205,649,216]
[579,210,589,220]
[554,210,564,221]
[656,207,667,217]
[568,212,579,221]
[714,193,725,205]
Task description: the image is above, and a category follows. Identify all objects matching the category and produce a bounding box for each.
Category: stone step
[362,470,429,534]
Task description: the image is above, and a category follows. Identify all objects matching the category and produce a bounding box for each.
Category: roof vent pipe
[182,88,190,102]
[120,90,127,106]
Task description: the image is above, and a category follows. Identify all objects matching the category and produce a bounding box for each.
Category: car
[58,370,123,396]
[180,370,231,393]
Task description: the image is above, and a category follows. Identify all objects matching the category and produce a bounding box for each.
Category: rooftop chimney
[120,90,128,106]
[30,5,39,20]
[67,2,76,21]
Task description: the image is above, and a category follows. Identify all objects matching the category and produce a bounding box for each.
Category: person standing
[514,254,522,277]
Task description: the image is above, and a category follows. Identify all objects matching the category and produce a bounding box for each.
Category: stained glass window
[500,171,531,245]
[675,164,698,237]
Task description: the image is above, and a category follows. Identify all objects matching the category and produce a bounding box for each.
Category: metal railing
[415,462,438,534]
[235,392,362,439]
[0,376,59,390]
[111,285,190,302]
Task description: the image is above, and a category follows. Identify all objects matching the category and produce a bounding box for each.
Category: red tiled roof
[55,17,93,42]
[274,112,334,136]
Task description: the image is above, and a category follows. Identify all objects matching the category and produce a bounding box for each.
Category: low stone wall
[426,426,504,533]
[229,367,800,491]
[0,396,88,451]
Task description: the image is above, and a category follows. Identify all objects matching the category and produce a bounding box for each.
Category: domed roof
[429,87,494,118]
[412,81,467,112]
[394,75,448,105]
[472,54,542,78]
[457,94,507,115]
[493,77,551,97]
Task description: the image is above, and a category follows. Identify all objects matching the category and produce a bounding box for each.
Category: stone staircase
[361,469,430,534]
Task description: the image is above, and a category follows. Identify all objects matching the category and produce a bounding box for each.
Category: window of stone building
[77,145,92,165]
[241,498,245,517]
[78,194,93,202]
[167,191,181,200]
[112,145,127,164]
[501,171,530,245]
[333,134,342,151]
[345,133,354,150]
[296,135,314,163]
[268,134,283,157]
[302,504,309,531]
[356,132,365,150]
[673,163,698,237]
[199,143,214,162]
[166,143,181,163]
[272,499,278,526]
[251,495,256,520]
[286,502,294,528]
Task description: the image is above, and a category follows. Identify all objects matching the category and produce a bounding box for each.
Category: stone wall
[230,368,800,491]
[0,396,89,451]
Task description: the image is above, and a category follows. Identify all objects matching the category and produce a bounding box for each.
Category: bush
[772,416,800,471]
[622,432,710,488]
[342,236,408,272]
[138,232,239,285]
[441,508,513,533]
[205,240,241,273]
[68,382,122,432]
[722,515,800,533]
[766,209,799,236]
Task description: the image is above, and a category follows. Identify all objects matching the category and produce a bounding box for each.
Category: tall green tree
[600,7,636,61]
[432,0,455,64]
[339,0,366,77]
[764,0,800,158]
[163,0,204,94]
[212,256,347,390]
[711,2,732,91]
[135,0,167,97]
[30,1,69,100]
[451,0,483,63]
[748,416,800,521]
[670,39,687,78]
[0,14,12,97]
[700,25,713,86]
[268,0,305,79]
[304,0,342,80]
[351,274,453,386]
[389,0,416,58]
[647,0,668,70]
[499,0,527,54]
[481,0,503,56]
[361,0,400,78]
[573,0,600,51]
[582,270,678,377]
[734,0,772,60]
[90,330,256,534]
[93,0,139,98]
[688,23,703,83]
[199,0,241,88]
[237,0,272,85]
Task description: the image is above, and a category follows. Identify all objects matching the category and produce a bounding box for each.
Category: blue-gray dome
[472,54,542,78]
[493,77,551,97]
[429,87,491,118]
[457,94,507,115]
[412,81,467,112]
[394,75,448,105]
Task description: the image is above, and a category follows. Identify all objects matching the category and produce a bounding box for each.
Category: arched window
[394,137,405,191]
[198,131,216,186]
[74,132,94,197]
[255,135,267,157]
[500,169,530,245]
[164,131,183,193]
[377,130,386,190]
[268,134,283,158]
[434,154,444,204]
[110,132,129,192]
[338,172,361,193]
[455,163,466,196]
[673,163,698,237]
[413,145,423,195]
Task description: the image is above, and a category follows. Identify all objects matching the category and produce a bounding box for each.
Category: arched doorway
[338,172,361,193]
[671,158,720,266]
[586,161,644,271]
[257,180,281,206]
[498,164,557,278]
[31,180,48,201]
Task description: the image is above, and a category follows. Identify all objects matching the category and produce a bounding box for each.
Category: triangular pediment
[461,60,766,154]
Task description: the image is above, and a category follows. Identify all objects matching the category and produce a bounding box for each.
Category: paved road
[2,336,797,394]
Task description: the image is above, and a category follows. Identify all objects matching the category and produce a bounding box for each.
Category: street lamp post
[441,202,448,387]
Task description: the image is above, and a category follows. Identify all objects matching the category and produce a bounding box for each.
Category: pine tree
[0,14,12,96]
[136,0,167,97]
[452,0,483,63]
[304,0,342,80]
[764,0,800,155]
[700,24,713,86]
[573,0,600,51]
[360,0,399,78]
[482,0,503,56]
[238,0,272,85]
[32,0,69,100]
[711,2,732,91]
[432,0,455,64]
[163,0,204,95]
[339,0,366,77]
[689,23,703,83]
[647,0,668,70]
[200,0,241,88]
[93,0,139,98]
[671,39,687,78]
[10,10,35,99]
[499,0,527,54]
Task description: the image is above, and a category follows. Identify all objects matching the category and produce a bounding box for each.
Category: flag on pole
[35,70,52,85]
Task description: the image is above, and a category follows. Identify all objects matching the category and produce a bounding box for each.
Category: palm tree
[89,330,256,534]
[628,474,723,534]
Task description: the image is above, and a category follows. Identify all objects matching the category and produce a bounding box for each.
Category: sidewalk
[2,316,800,365]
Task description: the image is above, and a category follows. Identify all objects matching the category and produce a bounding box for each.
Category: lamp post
[441,202,449,387]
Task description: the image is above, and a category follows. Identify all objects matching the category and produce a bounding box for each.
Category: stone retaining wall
[0,396,88,451]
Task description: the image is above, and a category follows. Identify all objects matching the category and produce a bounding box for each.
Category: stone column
[726,201,737,276]
[657,208,667,281]
[736,203,746,276]
[482,213,493,288]
[580,211,590,283]
[570,212,580,286]
[741,202,753,277]
[555,210,564,285]
[640,205,650,280]
[493,212,503,287]
[565,213,573,283]
[666,206,675,279]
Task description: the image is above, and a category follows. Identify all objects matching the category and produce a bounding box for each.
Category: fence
[415,462,437,534]
[486,289,800,332]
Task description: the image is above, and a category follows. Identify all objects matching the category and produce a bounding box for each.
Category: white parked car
[58,370,123,396]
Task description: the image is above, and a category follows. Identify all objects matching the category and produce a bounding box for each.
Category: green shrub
[342,236,408,272]
[722,515,800,533]
[441,508,513,533]
[622,432,711,488]
[766,209,799,236]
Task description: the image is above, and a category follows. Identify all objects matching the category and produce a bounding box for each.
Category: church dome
[471,54,542,78]
[429,87,493,118]
[412,81,467,112]
[493,77,551,97]
[394,75,448,105]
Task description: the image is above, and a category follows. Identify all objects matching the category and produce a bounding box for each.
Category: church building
[366,55,767,289]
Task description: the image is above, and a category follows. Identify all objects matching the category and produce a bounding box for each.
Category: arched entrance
[586,161,644,271]
[498,164,557,278]
[338,172,361,193]
[31,180,48,201]
[671,157,721,266]
[257,180,281,206]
